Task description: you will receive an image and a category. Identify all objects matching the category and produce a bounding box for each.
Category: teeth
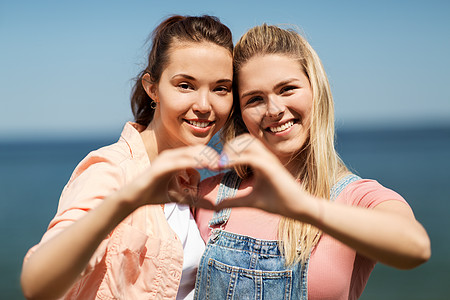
[187,120,211,128]
[269,120,294,133]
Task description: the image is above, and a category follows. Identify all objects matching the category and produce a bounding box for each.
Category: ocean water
[1,126,449,299]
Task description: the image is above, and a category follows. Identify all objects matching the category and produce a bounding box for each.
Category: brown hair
[225,24,348,264]
[131,15,233,126]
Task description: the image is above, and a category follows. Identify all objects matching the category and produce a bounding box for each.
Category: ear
[142,73,159,102]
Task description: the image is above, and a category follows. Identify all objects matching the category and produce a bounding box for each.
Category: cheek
[241,108,262,132]
[301,107,312,126]
[160,93,192,113]
[294,95,313,124]
[214,95,233,118]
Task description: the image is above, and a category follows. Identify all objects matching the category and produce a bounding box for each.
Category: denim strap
[208,171,242,227]
[330,174,361,202]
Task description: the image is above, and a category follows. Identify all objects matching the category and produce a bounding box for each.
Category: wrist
[109,186,142,217]
[286,188,324,226]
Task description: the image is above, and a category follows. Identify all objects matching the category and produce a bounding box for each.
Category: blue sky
[1,0,449,140]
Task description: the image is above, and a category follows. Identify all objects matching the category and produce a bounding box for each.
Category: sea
[1,126,449,299]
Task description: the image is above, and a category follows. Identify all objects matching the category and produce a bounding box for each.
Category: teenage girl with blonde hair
[193,24,431,299]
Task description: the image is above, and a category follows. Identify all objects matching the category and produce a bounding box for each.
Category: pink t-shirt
[195,174,408,300]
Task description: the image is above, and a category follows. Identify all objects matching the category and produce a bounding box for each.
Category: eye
[245,96,264,106]
[280,85,297,94]
[178,82,194,91]
[213,85,231,95]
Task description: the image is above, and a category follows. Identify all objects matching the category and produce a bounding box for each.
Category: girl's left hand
[213,134,315,221]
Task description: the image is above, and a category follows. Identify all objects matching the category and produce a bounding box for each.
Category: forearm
[21,193,135,300]
[219,135,431,269]
[298,197,431,269]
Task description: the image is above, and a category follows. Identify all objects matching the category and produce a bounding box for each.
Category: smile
[268,120,295,133]
[185,119,213,128]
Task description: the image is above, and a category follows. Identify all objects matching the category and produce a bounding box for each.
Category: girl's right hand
[118,145,220,211]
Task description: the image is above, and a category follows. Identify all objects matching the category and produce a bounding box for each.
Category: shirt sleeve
[340,179,408,209]
[24,149,126,276]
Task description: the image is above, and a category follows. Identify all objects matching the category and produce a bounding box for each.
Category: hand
[167,168,217,209]
[118,145,219,210]
[214,134,314,219]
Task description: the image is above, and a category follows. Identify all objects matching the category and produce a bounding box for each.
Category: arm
[298,193,431,269]
[21,189,135,300]
[215,135,431,270]
[21,145,217,300]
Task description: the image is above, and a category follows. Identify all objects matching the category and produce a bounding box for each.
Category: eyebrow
[274,78,298,90]
[172,74,232,84]
[216,79,233,84]
[240,90,261,99]
[240,78,299,99]
[172,74,195,81]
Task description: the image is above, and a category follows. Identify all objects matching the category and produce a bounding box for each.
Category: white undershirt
[164,203,205,300]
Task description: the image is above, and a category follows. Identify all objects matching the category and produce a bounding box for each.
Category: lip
[183,118,215,133]
[264,119,298,135]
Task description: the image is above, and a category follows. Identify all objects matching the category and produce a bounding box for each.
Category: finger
[177,170,200,198]
[190,145,221,170]
[218,134,261,169]
[220,140,284,178]
[185,168,201,187]
[157,145,220,174]
[168,177,197,202]
[177,170,189,183]
[167,190,185,204]
[168,188,212,208]
[221,134,254,159]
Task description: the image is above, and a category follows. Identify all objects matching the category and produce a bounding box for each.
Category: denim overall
[194,171,361,300]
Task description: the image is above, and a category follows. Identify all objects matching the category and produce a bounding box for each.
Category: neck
[139,125,160,161]
[278,153,305,177]
[141,115,182,161]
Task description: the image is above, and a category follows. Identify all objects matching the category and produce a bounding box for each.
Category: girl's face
[238,54,313,163]
[145,42,233,149]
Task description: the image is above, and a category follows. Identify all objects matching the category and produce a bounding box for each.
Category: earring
[150,100,157,109]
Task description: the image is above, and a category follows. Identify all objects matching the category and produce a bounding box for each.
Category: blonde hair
[223,24,348,264]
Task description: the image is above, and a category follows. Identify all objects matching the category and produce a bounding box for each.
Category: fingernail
[218,153,229,167]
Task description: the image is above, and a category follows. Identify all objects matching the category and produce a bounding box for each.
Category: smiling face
[238,54,313,164]
[144,42,233,149]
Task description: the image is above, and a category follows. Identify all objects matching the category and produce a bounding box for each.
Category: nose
[265,95,285,117]
[192,89,212,114]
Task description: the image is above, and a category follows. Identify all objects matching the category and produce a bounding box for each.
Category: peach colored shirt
[24,122,184,299]
[196,174,408,300]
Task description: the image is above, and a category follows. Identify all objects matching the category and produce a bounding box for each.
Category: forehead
[168,41,231,61]
[238,54,306,89]
[163,41,232,75]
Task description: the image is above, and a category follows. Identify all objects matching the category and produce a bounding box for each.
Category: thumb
[177,168,200,188]
[191,196,217,210]
[185,168,201,187]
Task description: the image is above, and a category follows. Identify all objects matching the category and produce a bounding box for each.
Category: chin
[185,135,212,146]
[267,142,304,158]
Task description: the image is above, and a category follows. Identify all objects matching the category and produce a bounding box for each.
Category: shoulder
[69,122,149,186]
[59,133,148,211]
[68,141,130,184]
[337,178,407,208]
